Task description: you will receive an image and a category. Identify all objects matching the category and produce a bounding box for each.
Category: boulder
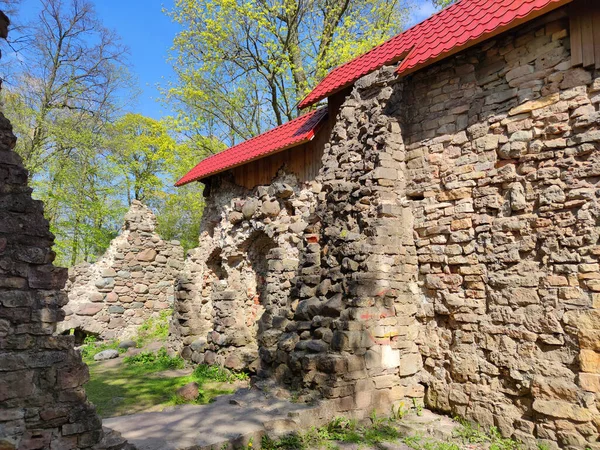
[118,340,136,349]
[242,199,259,219]
[176,382,200,402]
[94,349,119,361]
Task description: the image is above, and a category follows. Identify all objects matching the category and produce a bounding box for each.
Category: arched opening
[61,327,101,346]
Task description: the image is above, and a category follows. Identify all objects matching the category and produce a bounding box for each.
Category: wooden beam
[571,1,584,66]
[581,1,596,67]
[594,1,600,68]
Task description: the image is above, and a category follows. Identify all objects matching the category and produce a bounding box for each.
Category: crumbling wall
[170,6,600,448]
[398,9,600,449]
[0,22,131,449]
[60,200,184,341]
[280,68,424,412]
[171,174,317,373]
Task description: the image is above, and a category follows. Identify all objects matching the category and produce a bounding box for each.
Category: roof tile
[176,108,328,186]
[299,0,570,108]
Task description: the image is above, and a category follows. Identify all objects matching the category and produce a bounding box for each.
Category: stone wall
[60,201,184,341]
[0,17,131,447]
[170,173,319,373]
[170,6,600,448]
[399,8,599,449]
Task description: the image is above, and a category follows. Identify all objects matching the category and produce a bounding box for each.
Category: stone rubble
[60,201,184,340]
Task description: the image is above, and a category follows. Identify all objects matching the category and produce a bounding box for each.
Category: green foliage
[2,2,208,267]
[489,427,522,450]
[192,364,249,383]
[432,0,456,8]
[261,416,400,449]
[165,0,414,148]
[413,398,424,416]
[108,114,177,203]
[453,417,489,444]
[391,401,409,420]
[79,339,125,363]
[135,310,172,347]
[123,347,185,372]
[83,334,98,345]
[453,418,522,450]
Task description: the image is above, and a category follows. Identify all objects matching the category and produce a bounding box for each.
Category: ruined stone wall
[397,9,600,449]
[0,65,131,450]
[170,173,319,373]
[171,6,600,447]
[171,72,426,417]
[60,201,184,341]
[278,68,425,412]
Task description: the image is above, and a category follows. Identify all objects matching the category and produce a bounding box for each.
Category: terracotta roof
[299,0,571,108]
[176,107,328,186]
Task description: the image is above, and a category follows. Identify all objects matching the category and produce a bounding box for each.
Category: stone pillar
[285,66,424,414]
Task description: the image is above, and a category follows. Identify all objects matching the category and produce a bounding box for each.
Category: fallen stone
[176,382,200,402]
[94,350,120,361]
[118,340,136,349]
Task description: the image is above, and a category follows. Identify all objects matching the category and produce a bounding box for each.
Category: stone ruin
[60,201,184,342]
[3,1,600,449]
[0,12,132,448]
[170,6,600,448]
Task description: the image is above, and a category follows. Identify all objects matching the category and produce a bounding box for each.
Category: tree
[30,110,125,266]
[165,0,413,147]
[432,0,455,8]
[108,114,176,203]
[107,113,215,252]
[5,0,132,177]
[0,0,134,266]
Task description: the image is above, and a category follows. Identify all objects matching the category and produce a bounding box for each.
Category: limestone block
[532,400,592,422]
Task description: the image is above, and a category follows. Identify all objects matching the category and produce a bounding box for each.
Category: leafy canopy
[165,0,413,147]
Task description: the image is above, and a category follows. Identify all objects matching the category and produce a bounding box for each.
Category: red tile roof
[175,107,328,186]
[299,0,571,108]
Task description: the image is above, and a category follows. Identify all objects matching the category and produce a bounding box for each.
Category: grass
[79,335,126,363]
[261,414,402,450]
[77,310,173,364]
[260,412,530,450]
[192,363,249,383]
[81,311,250,417]
[453,417,522,450]
[135,309,172,347]
[85,357,246,418]
[123,347,185,371]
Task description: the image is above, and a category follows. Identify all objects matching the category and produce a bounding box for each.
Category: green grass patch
[79,336,126,364]
[85,352,247,418]
[192,363,249,383]
[135,309,172,346]
[123,347,185,371]
[260,411,529,450]
[452,418,522,450]
[261,415,401,450]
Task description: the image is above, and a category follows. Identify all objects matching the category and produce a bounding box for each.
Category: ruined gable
[60,201,184,341]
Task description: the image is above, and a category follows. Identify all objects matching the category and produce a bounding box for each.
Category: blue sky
[11,0,438,120]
